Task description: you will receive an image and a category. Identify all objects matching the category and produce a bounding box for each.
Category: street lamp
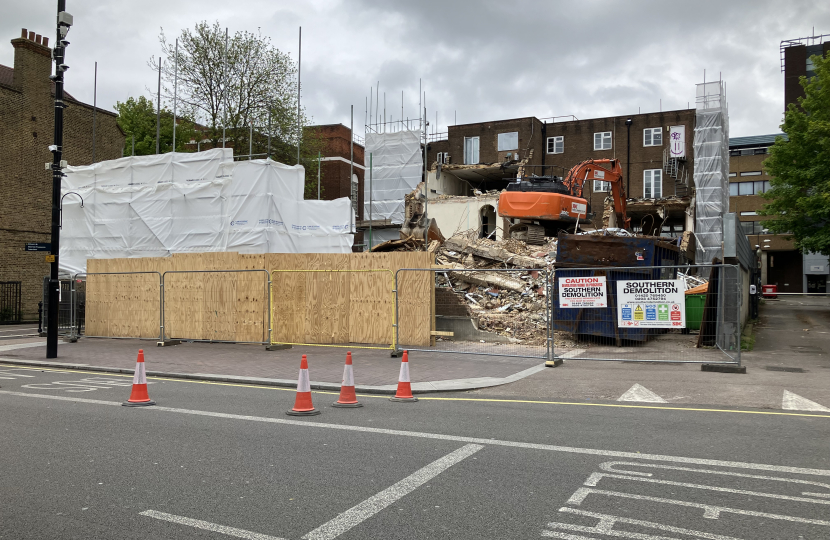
[46,1,73,359]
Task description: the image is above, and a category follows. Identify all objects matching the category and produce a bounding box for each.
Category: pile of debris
[433,230,557,345]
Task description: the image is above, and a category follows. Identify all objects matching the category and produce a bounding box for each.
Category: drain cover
[765,366,806,373]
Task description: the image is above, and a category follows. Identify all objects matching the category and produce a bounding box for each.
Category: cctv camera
[60,39,70,47]
[48,145,58,152]
[58,64,69,71]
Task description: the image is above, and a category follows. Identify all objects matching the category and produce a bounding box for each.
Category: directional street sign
[25,243,51,252]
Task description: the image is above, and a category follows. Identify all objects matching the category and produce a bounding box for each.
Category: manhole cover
[765,366,807,373]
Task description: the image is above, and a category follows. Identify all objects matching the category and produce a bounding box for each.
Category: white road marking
[0,370,35,379]
[302,444,482,540]
[566,488,830,526]
[21,377,139,393]
[782,390,830,412]
[1,390,829,477]
[140,510,285,540]
[617,384,667,403]
[598,461,830,498]
[582,471,830,506]
[546,508,743,540]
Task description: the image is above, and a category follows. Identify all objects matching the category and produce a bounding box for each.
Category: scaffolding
[693,79,729,272]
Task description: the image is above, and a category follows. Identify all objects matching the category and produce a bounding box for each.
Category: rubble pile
[433,230,557,345]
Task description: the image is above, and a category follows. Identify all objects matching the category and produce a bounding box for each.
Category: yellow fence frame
[269,268,396,350]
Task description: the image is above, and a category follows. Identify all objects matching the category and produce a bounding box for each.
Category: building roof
[0,62,78,101]
[728,134,787,149]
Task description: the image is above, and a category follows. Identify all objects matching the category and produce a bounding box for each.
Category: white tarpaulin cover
[364,130,423,224]
[60,149,353,275]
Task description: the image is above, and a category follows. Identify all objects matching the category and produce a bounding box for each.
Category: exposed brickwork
[444,110,696,229]
[308,124,365,221]
[435,287,472,317]
[0,29,125,320]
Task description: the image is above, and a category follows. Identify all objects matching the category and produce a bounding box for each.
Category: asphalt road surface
[1,364,829,539]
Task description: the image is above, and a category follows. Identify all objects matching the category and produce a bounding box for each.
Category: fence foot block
[701,364,746,374]
[545,358,564,368]
[266,344,292,351]
[390,350,403,358]
[157,340,181,347]
[62,336,79,343]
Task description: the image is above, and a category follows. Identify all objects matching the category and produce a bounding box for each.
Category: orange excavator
[498,158,630,244]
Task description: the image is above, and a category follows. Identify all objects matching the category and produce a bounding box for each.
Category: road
[1,363,829,539]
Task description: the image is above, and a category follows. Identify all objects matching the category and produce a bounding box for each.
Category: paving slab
[0,337,545,394]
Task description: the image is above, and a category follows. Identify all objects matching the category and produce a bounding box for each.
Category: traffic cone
[333,351,362,408]
[287,355,321,416]
[122,349,156,407]
[390,350,418,402]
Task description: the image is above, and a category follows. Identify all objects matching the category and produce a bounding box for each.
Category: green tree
[152,21,324,197]
[114,96,197,155]
[761,53,830,256]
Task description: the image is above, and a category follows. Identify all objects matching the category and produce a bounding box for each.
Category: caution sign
[617,279,685,328]
[559,276,607,308]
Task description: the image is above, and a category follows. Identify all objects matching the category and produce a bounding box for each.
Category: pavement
[0,364,828,539]
[2,295,828,411]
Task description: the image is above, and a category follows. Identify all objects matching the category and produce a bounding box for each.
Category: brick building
[0,28,124,320]
[781,33,830,109]
[425,109,696,232]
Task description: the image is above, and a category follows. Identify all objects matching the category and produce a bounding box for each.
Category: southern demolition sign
[617,279,685,328]
[559,276,607,308]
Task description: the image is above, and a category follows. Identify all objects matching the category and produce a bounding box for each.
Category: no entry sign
[559,276,607,308]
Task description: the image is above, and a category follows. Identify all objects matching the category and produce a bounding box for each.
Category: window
[740,171,762,176]
[729,183,738,196]
[594,131,612,150]
[740,211,757,216]
[764,180,771,192]
[547,136,564,154]
[644,169,662,199]
[593,181,610,192]
[643,127,662,146]
[464,137,479,165]
[738,182,754,196]
[497,132,518,151]
[729,172,737,177]
[436,152,449,164]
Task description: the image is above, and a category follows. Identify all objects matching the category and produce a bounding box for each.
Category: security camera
[48,144,58,152]
[58,64,69,71]
[59,26,69,38]
[60,39,69,47]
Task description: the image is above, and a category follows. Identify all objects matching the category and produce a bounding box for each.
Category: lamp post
[46,1,73,359]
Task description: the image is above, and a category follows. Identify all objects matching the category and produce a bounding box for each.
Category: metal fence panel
[550,264,741,365]
[269,269,395,350]
[162,269,271,344]
[73,272,163,340]
[395,268,551,360]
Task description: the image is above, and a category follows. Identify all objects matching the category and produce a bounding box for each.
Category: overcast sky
[3,1,829,139]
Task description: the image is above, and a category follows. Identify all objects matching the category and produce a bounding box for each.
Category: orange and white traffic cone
[122,349,155,407]
[333,351,362,408]
[390,350,418,402]
[287,355,321,416]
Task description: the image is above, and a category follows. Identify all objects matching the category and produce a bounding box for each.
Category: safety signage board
[616,279,685,328]
[559,276,607,308]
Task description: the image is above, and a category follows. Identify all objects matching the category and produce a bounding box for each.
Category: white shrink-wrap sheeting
[693,80,730,270]
[60,149,353,275]
[364,130,423,224]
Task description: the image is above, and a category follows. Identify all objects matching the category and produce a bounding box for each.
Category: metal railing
[395,268,552,360]
[0,281,22,323]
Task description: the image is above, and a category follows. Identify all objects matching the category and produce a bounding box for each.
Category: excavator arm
[563,159,630,229]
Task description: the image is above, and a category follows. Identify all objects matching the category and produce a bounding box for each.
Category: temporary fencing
[269,269,396,350]
[395,268,551,361]
[550,263,742,366]
[162,269,271,344]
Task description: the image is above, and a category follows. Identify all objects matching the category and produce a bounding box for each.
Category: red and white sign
[571,201,587,216]
[559,276,607,308]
